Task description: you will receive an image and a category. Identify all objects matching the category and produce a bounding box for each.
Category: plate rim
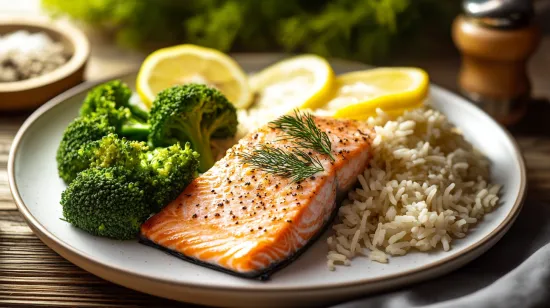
[8,68,527,293]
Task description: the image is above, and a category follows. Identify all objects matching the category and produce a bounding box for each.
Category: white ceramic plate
[8,56,526,308]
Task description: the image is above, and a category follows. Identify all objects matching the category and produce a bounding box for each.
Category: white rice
[326,106,501,270]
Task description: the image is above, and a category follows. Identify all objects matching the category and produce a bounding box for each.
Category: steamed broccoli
[80,80,150,141]
[60,134,200,239]
[80,133,148,170]
[148,84,238,172]
[56,117,147,184]
[143,143,200,211]
[57,80,152,183]
[56,115,115,183]
[61,166,151,240]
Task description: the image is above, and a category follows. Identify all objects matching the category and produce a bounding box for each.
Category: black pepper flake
[310,176,316,180]
[250,229,254,232]
[264,229,267,233]
[242,206,247,210]
[192,214,198,218]
[217,203,224,207]
[225,164,229,167]
[195,204,200,207]
[235,221,239,225]
[258,226,263,230]
[215,213,220,217]
[225,200,230,204]
[286,219,292,223]
[245,182,251,186]
[204,215,208,219]
[275,184,279,189]
[185,194,192,197]
[232,215,236,219]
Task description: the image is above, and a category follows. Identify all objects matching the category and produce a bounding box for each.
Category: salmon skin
[140,116,372,279]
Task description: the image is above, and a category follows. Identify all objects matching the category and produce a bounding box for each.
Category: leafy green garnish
[240,110,333,182]
[239,145,324,183]
[270,109,334,161]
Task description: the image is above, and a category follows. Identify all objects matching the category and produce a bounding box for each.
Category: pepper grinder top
[453,0,540,125]
[463,0,534,28]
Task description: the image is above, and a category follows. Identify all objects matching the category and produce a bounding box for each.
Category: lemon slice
[319,68,429,119]
[249,55,334,113]
[136,44,251,108]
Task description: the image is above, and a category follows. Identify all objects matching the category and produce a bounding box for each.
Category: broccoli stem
[127,102,149,122]
[120,122,150,141]
[175,118,214,172]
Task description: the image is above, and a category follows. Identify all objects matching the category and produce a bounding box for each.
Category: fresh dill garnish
[239,145,324,183]
[270,109,334,161]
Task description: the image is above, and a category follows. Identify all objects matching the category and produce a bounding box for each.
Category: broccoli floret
[83,136,199,211]
[80,133,149,170]
[148,84,238,172]
[56,123,148,184]
[60,136,200,239]
[61,167,151,240]
[143,143,200,211]
[56,115,115,183]
[80,80,150,140]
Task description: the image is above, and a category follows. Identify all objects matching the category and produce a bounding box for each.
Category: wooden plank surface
[2,102,550,307]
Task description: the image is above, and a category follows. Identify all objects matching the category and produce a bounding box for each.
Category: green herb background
[42,0,460,64]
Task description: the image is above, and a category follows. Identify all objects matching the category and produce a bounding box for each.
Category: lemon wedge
[319,68,429,119]
[136,44,251,108]
[248,55,334,113]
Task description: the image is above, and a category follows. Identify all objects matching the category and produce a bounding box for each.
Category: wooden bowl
[0,17,90,111]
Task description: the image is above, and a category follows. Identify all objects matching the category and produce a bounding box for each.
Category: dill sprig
[270,109,334,161]
[239,145,324,183]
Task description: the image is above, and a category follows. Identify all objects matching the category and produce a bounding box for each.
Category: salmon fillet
[140,116,372,278]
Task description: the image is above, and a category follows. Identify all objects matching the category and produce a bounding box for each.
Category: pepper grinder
[452,0,541,125]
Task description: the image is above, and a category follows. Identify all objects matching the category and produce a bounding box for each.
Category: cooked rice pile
[326,106,501,269]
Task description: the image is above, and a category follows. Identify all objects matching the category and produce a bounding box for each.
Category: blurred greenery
[42,0,460,64]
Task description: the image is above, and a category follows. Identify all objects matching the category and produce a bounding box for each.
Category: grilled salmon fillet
[140,116,372,278]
